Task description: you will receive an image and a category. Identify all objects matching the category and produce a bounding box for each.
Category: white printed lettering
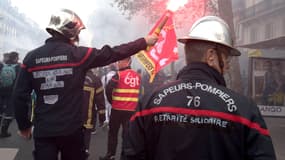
[124,72,139,87]
[33,68,73,90]
[35,55,68,64]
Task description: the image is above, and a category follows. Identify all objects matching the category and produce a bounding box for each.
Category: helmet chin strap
[213,45,224,75]
[216,50,225,75]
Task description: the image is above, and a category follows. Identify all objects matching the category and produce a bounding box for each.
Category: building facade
[0,0,47,61]
[233,0,285,117]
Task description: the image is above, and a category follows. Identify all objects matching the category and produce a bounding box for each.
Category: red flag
[136,10,178,82]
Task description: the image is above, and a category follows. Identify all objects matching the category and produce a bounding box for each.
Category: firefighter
[121,16,276,160]
[13,9,158,160]
[82,68,106,159]
[100,57,141,160]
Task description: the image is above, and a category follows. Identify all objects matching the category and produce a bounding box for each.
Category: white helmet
[178,16,241,56]
[46,9,85,40]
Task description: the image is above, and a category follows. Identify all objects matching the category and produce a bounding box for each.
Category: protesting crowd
[0,8,276,160]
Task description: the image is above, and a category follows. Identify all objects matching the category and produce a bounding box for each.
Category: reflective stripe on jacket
[112,69,140,111]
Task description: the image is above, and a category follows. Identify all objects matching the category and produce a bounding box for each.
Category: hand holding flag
[136,10,178,82]
[136,0,187,82]
[144,34,159,47]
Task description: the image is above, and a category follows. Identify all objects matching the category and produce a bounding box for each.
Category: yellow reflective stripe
[98,109,105,114]
[96,86,104,94]
[83,86,95,127]
[84,124,93,129]
[114,88,139,93]
[30,99,35,122]
[112,96,138,102]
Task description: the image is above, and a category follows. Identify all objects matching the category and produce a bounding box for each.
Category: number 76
[187,96,200,107]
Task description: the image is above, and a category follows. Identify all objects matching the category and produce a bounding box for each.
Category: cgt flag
[135,10,178,82]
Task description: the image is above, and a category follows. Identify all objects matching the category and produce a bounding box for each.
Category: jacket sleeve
[80,38,147,70]
[13,64,33,130]
[94,76,105,111]
[91,75,105,124]
[105,73,119,104]
[246,100,276,160]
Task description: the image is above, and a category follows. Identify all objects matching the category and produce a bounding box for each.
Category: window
[265,23,273,39]
[250,27,258,42]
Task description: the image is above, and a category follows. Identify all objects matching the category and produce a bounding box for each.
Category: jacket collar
[45,36,71,44]
[177,62,226,87]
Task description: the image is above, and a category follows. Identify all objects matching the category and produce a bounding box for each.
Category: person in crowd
[100,57,141,160]
[101,63,117,126]
[13,9,158,160]
[121,16,276,160]
[0,51,20,138]
[82,68,106,159]
[2,53,10,63]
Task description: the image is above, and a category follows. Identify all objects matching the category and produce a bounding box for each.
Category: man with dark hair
[9,51,20,63]
[2,53,10,63]
[13,9,158,160]
[122,16,276,160]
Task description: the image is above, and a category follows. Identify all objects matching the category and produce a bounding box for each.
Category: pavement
[0,148,18,160]
[0,121,120,160]
[0,117,284,160]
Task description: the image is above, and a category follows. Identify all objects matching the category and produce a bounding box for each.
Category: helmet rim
[178,16,241,56]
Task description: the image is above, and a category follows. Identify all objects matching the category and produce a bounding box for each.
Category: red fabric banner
[136,10,178,82]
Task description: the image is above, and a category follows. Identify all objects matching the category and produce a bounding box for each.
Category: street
[0,121,122,160]
[0,117,284,160]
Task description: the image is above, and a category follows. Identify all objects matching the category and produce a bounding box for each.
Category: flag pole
[149,11,171,83]
[147,10,172,51]
[154,11,170,35]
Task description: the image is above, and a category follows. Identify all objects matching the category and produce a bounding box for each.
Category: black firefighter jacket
[82,69,105,129]
[13,36,147,138]
[122,62,276,160]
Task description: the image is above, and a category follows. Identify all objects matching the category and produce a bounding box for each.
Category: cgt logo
[124,72,139,87]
